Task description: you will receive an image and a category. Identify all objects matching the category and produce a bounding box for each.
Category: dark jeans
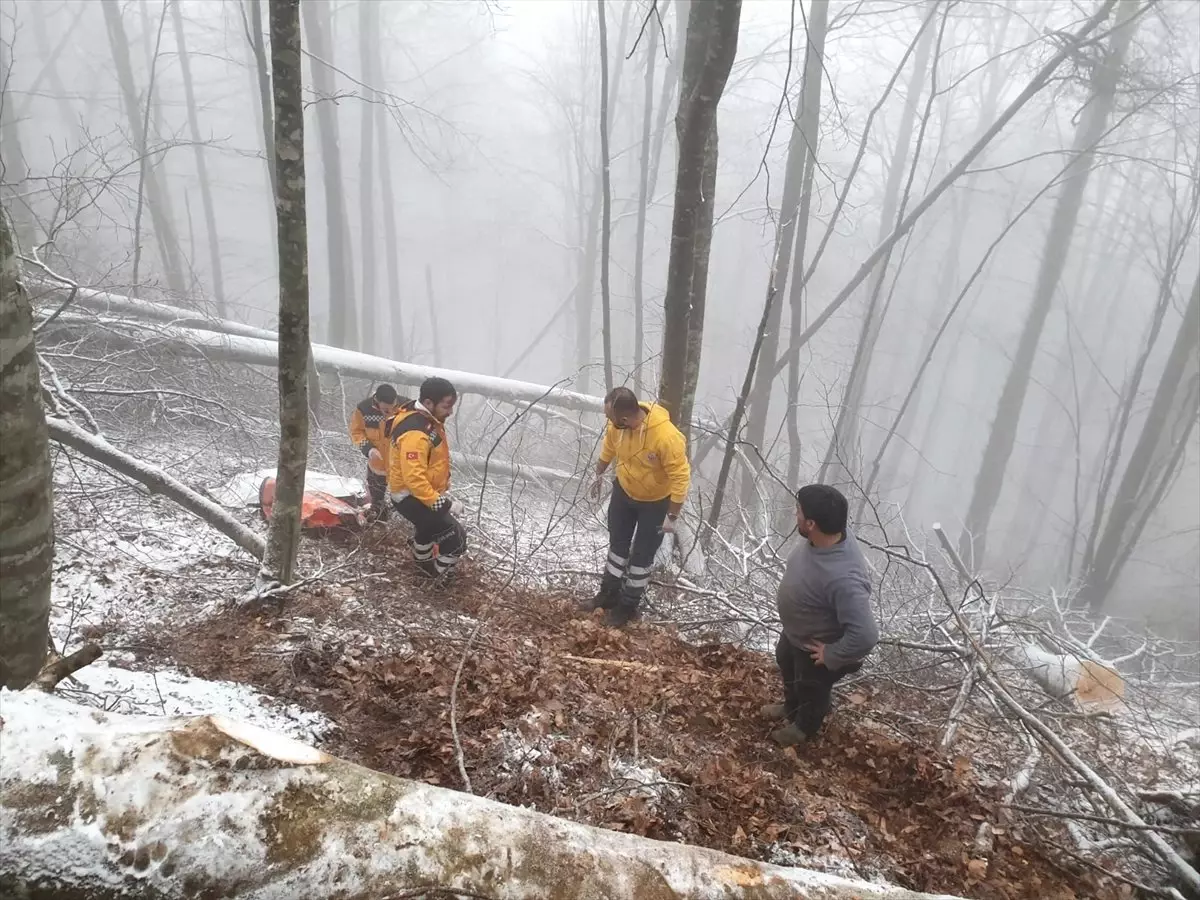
[393,496,467,574]
[776,634,861,737]
[601,482,669,609]
[366,468,388,517]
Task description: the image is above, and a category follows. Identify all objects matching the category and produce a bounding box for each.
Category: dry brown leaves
[152,548,1123,900]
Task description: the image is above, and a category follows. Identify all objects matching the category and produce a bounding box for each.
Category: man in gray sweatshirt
[763,484,879,746]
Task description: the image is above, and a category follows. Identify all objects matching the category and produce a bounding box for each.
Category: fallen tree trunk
[0,690,961,900]
[47,417,266,559]
[46,313,606,415]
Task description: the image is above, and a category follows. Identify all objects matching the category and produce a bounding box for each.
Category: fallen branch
[47,416,266,559]
[561,654,667,673]
[0,691,964,899]
[32,643,103,692]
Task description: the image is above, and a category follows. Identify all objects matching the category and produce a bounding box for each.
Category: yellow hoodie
[599,403,691,504]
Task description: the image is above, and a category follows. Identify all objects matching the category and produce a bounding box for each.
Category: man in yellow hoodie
[583,387,691,626]
[387,377,466,578]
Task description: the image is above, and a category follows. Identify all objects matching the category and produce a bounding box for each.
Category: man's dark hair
[419,376,457,405]
[604,386,640,415]
[374,384,398,404]
[795,484,848,535]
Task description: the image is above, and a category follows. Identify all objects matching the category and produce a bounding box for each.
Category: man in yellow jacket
[349,384,399,520]
[387,377,466,578]
[583,387,691,626]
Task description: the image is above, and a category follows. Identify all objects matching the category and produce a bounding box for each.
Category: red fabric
[259,477,366,530]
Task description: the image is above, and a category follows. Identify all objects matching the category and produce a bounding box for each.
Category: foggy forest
[1,0,1198,898]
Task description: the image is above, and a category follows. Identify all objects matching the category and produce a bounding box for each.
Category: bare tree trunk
[0,208,52,689]
[261,0,311,587]
[742,0,828,509]
[425,264,442,366]
[247,0,276,196]
[372,13,403,361]
[958,0,1140,570]
[1083,274,1199,610]
[302,0,357,351]
[27,6,85,144]
[632,14,658,395]
[99,0,187,297]
[659,0,742,430]
[678,127,717,434]
[597,0,614,393]
[357,0,381,356]
[170,0,226,316]
[818,0,939,490]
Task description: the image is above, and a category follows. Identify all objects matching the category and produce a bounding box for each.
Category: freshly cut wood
[0,691,963,899]
[47,417,266,559]
[1010,643,1125,712]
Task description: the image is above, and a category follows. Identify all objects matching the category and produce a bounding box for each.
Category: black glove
[431,495,452,514]
[359,440,373,458]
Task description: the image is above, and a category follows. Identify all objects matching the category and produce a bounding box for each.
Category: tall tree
[302,0,357,350]
[658,0,743,433]
[1082,275,1199,610]
[370,7,403,359]
[741,0,829,509]
[260,0,311,586]
[358,0,381,355]
[819,0,938,489]
[100,0,187,297]
[597,0,614,392]
[171,0,226,315]
[0,208,53,688]
[631,7,658,395]
[958,0,1141,569]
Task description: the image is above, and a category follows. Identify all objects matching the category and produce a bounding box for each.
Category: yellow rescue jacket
[599,402,691,504]
[349,397,393,463]
[387,404,451,507]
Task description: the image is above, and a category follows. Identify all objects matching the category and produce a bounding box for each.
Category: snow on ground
[55,662,333,743]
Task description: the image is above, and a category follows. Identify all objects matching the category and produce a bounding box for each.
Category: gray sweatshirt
[775,531,879,671]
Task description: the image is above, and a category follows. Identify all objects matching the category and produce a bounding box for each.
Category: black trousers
[601,482,669,609]
[393,496,467,574]
[366,468,388,515]
[776,634,861,737]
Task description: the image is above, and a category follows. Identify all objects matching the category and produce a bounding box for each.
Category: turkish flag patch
[406,451,419,460]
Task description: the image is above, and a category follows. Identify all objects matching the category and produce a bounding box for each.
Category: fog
[2,0,1197,629]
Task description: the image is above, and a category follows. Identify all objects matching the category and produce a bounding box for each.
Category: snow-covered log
[1008,643,1125,712]
[46,312,607,415]
[0,690,962,900]
[30,279,280,341]
[47,417,266,559]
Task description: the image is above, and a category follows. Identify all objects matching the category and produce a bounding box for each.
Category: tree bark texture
[302,0,358,351]
[0,209,53,689]
[262,0,311,586]
[0,690,965,900]
[658,0,742,427]
[170,0,226,316]
[958,0,1140,570]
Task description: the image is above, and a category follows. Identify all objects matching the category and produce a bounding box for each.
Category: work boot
[414,558,440,579]
[603,604,640,628]
[771,722,813,747]
[760,702,788,720]
[579,580,620,612]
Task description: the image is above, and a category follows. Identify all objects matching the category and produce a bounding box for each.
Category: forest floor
[60,512,1121,900]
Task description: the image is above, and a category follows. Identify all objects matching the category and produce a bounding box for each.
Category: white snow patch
[607,757,680,806]
[58,662,333,743]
